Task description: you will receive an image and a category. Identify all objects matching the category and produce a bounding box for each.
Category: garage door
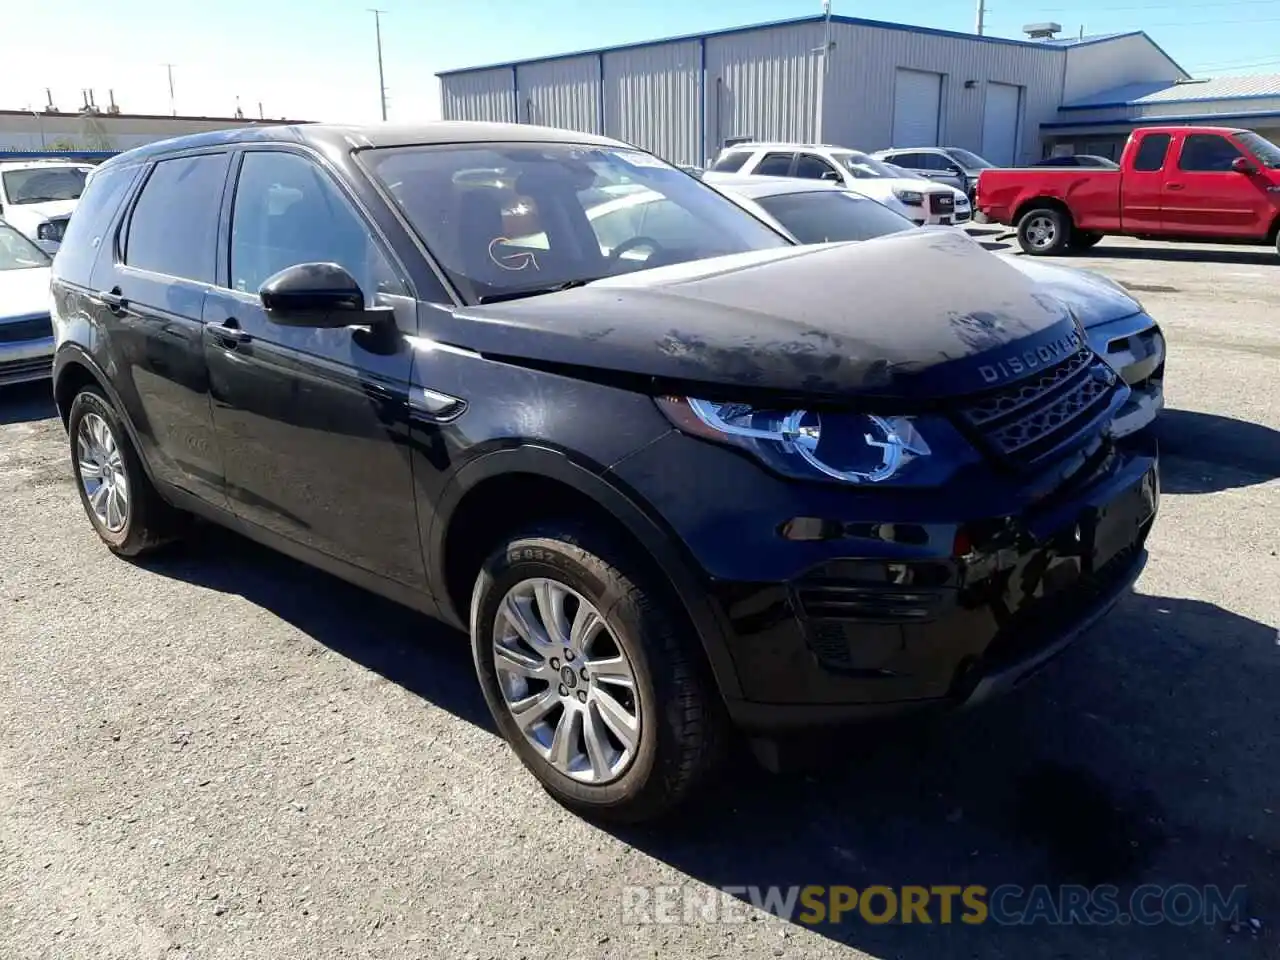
[982,82,1022,166]
[892,69,942,148]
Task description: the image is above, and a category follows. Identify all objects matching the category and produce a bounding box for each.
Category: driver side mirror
[1231,156,1258,175]
[259,262,389,328]
[821,170,842,182]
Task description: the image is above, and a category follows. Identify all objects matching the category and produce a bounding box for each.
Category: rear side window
[54,163,140,284]
[1131,134,1171,172]
[124,153,229,283]
[710,151,750,173]
[754,152,795,176]
[1178,134,1242,172]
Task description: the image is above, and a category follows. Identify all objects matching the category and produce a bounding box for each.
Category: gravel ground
[1,235,1277,959]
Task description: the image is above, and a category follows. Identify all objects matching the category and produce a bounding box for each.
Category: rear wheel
[1017,206,1072,255]
[1069,231,1103,251]
[469,521,724,823]
[68,386,184,556]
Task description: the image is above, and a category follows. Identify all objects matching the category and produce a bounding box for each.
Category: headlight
[655,397,975,486]
[892,189,925,205]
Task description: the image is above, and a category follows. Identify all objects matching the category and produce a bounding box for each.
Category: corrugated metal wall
[820,23,1066,165]
[1061,35,1186,106]
[440,68,516,123]
[603,42,700,166]
[516,55,602,133]
[704,24,824,156]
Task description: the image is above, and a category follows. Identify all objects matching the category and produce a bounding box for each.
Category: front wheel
[1017,207,1072,255]
[469,521,724,823]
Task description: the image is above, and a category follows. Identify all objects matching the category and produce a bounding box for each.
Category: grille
[956,345,1121,466]
[0,315,53,344]
[0,356,53,382]
[796,582,943,622]
[929,194,955,213]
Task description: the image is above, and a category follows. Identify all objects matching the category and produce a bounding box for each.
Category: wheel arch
[427,446,744,701]
[1013,196,1074,228]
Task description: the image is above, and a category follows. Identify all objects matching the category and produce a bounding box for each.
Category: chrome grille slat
[984,366,1115,454]
[961,345,1094,427]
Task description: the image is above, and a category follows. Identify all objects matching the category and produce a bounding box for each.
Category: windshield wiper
[477,277,601,305]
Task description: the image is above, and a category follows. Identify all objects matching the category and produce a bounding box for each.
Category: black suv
[50,123,1159,822]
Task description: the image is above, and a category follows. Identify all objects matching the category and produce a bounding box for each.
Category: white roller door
[892,69,942,148]
[982,82,1022,166]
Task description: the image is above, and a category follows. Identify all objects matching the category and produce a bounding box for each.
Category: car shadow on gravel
[1082,245,1280,267]
[1155,409,1280,493]
[613,591,1279,958]
[0,381,57,424]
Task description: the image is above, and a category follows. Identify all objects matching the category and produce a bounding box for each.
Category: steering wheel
[607,235,664,266]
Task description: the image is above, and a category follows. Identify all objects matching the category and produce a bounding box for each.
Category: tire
[1069,231,1103,251]
[469,520,725,823]
[67,386,183,557]
[1017,206,1072,256]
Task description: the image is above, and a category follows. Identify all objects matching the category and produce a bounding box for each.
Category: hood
[0,266,53,321]
[439,229,1086,405]
[997,255,1142,328]
[3,199,77,226]
[848,178,951,200]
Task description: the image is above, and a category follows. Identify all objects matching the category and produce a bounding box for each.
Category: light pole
[162,63,177,116]
[29,108,47,150]
[369,8,389,121]
[812,0,833,143]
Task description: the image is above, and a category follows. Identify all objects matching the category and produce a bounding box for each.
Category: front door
[202,147,425,588]
[1161,132,1271,237]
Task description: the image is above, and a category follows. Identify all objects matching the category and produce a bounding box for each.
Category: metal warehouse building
[437,14,1190,167]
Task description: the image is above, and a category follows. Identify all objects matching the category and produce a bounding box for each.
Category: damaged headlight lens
[656,397,970,486]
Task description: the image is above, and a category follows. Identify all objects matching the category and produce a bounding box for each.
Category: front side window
[1132,134,1171,172]
[753,152,795,176]
[755,191,915,245]
[125,154,229,284]
[230,151,405,299]
[0,223,51,270]
[793,154,840,180]
[361,142,789,302]
[1,166,90,204]
[1178,134,1242,172]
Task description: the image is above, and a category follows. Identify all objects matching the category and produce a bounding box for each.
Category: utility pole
[163,63,177,116]
[369,8,389,121]
[813,0,833,143]
[974,0,986,36]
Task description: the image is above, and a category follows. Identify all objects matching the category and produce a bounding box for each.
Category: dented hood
[442,229,1085,404]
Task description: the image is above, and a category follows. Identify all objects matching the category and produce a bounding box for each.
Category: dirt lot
[1,235,1277,959]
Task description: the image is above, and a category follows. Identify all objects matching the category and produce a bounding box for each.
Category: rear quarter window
[54,163,141,286]
[124,153,230,284]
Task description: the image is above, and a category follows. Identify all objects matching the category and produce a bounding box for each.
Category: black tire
[1069,231,1103,251]
[1016,206,1072,255]
[67,386,184,557]
[469,520,725,823]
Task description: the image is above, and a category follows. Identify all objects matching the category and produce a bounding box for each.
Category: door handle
[97,287,127,311]
[212,317,252,348]
[1166,183,1185,191]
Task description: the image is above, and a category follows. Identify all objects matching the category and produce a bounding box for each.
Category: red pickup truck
[976,125,1280,255]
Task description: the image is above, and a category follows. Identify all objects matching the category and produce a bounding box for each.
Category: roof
[436,14,1164,77]
[1063,74,1280,110]
[95,121,628,170]
[1038,31,1138,47]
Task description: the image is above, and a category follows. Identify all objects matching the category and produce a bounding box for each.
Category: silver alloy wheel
[493,578,641,785]
[76,412,130,533]
[1025,214,1058,250]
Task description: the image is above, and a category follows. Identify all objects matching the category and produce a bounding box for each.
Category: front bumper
[610,433,1159,732]
[0,336,55,386]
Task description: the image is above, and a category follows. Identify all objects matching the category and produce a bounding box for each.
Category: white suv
[0,159,94,253]
[708,143,971,227]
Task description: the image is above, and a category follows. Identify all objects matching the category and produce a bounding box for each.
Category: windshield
[947,149,995,170]
[0,223,52,270]
[753,190,915,244]
[1,166,90,204]
[833,151,901,180]
[362,143,789,301]
[1237,131,1280,168]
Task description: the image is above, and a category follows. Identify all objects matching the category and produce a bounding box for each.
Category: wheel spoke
[494,643,548,680]
[509,688,557,731]
[583,707,615,780]
[547,707,582,772]
[586,654,634,690]
[499,594,553,652]
[534,580,571,646]
[89,483,110,519]
[569,603,604,653]
[78,459,102,481]
[593,687,639,752]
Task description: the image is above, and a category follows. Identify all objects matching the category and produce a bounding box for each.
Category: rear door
[1122,131,1170,234]
[88,152,230,507]
[1161,132,1270,237]
[202,146,426,587]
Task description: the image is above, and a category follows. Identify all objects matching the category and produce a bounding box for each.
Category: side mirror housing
[259,262,372,328]
[1231,156,1258,175]
[821,170,842,182]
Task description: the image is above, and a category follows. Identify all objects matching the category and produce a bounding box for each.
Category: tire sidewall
[1018,207,1071,255]
[68,387,143,550]
[470,530,678,813]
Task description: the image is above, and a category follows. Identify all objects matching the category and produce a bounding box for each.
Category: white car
[707,143,971,227]
[0,220,55,385]
[0,159,94,253]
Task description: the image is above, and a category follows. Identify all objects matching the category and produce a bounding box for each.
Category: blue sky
[9,0,1280,123]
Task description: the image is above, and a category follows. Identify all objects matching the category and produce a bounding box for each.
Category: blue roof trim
[1061,90,1280,111]
[1042,109,1280,129]
[436,13,1077,77]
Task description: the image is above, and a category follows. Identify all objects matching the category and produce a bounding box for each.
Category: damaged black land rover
[50,123,1159,823]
